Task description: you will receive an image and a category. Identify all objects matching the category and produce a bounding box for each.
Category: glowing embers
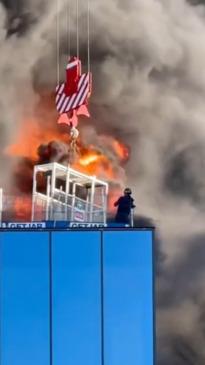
[56,57,92,127]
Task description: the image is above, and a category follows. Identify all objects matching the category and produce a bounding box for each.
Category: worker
[69,122,79,158]
[114,188,136,224]
[70,122,79,141]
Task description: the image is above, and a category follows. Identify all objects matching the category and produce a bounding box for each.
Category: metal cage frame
[32,163,109,224]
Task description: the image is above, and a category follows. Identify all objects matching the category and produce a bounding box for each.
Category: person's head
[124,187,132,196]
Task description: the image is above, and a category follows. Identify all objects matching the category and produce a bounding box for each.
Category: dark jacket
[114,195,135,223]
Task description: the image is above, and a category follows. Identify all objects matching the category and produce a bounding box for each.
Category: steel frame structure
[31,163,109,224]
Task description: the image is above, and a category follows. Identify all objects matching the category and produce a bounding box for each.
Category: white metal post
[50,163,56,220]
[71,183,76,221]
[65,166,71,220]
[51,163,56,197]
[31,167,37,221]
[46,176,51,221]
[100,187,105,224]
[85,192,89,222]
[89,177,96,222]
[104,184,109,225]
[0,188,3,224]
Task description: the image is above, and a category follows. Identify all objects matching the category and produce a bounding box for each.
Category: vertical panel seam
[100,230,105,365]
[49,231,53,365]
[0,233,2,365]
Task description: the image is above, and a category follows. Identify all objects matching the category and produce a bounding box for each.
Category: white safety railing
[32,162,109,224]
[32,191,106,224]
[0,188,135,227]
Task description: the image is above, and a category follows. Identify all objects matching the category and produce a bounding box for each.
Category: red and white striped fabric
[56,72,92,114]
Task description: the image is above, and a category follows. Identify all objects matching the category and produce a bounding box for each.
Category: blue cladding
[103,231,154,365]
[0,229,154,365]
[0,232,50,365]
[52,232,101,365]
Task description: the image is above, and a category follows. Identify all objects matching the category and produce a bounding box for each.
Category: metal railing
[0,191,135,226]
[32,191,106,224]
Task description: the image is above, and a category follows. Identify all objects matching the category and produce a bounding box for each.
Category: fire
[3,115,129,218]
[4,117,129,180]
[108,186,123,213]
[74,149,117,180]
[13,196,32,221]
[112,140,129,162]
[79,153,99,166]
[4,119,68,160]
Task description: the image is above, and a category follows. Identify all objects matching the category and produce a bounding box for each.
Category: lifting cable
[56,0,91,83]
[56,0,60,85]
[76,0,79,59]
[87,0,90,73]
[67,0,71,57]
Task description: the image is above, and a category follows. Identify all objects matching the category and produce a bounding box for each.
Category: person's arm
[114,198,120,207]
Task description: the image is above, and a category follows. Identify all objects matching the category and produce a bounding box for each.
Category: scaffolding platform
[31,162,109,224]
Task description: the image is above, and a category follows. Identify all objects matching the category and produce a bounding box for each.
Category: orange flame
[78,153,99,166]
[4,116,129,217]
[112,140,129,162]
[5,118,129,179]
[13,196,32,221]
[4,119,69,160]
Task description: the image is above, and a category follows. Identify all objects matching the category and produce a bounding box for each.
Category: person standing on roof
[114,188,136,224]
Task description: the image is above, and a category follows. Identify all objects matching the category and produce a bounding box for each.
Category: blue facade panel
[0,232,50,365]
[52,232,102,365]
[103,231,154,365]
[0,229,154,365]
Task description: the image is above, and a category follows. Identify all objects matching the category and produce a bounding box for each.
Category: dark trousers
[115,213,130,224]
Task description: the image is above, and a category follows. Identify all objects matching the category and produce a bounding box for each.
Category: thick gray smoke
[1,0,205,363]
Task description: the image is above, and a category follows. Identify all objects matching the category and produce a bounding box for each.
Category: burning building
[1,106,129,222]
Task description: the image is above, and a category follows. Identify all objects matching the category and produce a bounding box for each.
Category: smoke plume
[1,0,205,363]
